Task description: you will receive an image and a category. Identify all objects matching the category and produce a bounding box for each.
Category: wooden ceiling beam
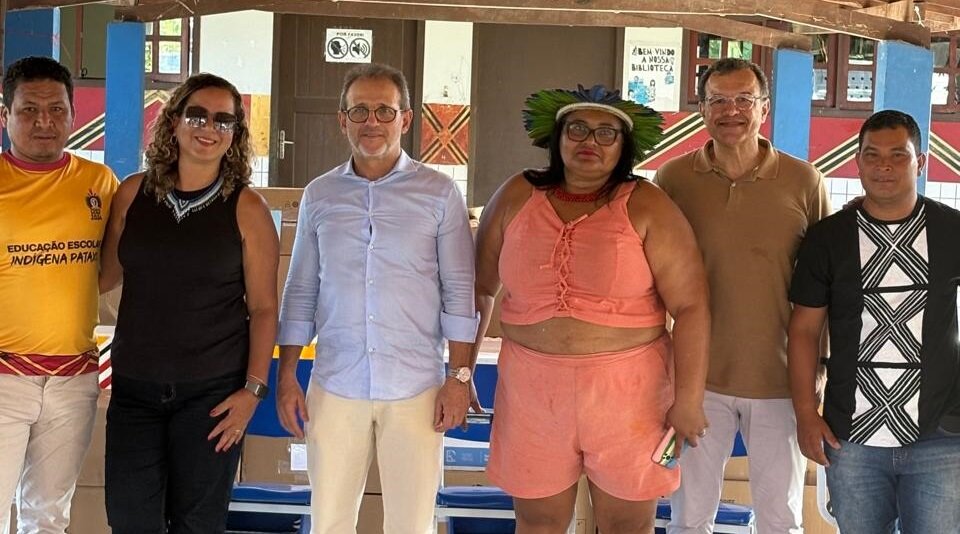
[757,0,929,45]
[857,0,915,21]
[119,0,810,49]
[920,7,960,32]
[10,0,134,9]
[922,1,960,19]
[332,0,930,45]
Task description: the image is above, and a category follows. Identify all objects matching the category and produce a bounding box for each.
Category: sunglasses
[182,106,238,133]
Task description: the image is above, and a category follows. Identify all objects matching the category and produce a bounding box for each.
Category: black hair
[523,114,640,197]
[2,56,74,108]
[858,109,922,153]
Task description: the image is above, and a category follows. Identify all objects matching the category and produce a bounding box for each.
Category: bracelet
[246,373,267,386]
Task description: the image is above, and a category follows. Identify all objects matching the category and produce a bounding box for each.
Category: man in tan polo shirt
[656,58,830,534]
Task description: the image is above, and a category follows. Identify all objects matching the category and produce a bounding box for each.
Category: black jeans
[105,372,245,534]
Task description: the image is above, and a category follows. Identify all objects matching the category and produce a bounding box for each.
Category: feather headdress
[522,84,664,160]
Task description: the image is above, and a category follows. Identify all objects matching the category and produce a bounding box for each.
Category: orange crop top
[498,181,666,329]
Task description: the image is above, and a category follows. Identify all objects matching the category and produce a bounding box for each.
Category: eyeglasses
[564,122,621,146]
[704,94,767,111]
[182,106,238,133]
[342,105,403,124]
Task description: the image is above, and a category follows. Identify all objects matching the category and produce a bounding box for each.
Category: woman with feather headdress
[474,85,710,533]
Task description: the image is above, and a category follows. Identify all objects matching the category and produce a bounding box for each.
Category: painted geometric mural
[420,103,470,165]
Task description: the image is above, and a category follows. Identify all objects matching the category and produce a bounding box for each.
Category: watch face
[456,367,472,382]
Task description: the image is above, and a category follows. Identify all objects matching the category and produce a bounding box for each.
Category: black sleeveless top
[112,177,249,382]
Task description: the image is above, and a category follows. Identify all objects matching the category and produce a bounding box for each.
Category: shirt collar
[692,137,779,181]
[341,150,417,183]
[3,151,71,172]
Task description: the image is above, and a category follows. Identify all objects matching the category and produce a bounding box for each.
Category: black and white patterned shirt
[791,197,960,447]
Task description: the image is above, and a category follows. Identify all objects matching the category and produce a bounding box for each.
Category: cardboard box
[254,187,304,224]
[720,480,837,534]
[66,486,109,534]
[240,435,381,493]
[357,494,384,534]
[254,187,304,303]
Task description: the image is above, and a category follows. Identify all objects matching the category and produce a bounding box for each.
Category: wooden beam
[923,1,960,19]
[757,1,929,45]
[821,0,870,6]
[920,7,960,32]
[9,0,134,9]
[334,0,930,45]
[120,0,810,49]
[857,0,914,21]
[659,14,811,50]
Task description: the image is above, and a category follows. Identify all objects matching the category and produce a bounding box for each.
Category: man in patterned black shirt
[788,110,960,534]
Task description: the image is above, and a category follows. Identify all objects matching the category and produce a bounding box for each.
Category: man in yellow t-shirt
[0,56,118,533]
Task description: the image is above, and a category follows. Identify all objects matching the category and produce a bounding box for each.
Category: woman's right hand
[666,398,708,452]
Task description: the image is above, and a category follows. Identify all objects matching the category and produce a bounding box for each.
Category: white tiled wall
[825,177,864,212]
[425,163,468,200]
[67,149,106,164]
[826,177,960,212]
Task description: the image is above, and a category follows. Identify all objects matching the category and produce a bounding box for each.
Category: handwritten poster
[622,28,683,112]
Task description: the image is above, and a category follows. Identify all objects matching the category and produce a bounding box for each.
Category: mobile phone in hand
[651,427,686,469]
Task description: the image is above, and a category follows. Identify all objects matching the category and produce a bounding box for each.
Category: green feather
[522,85,665,162]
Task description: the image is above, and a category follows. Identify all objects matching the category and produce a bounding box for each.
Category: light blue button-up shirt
[278,151,479,400]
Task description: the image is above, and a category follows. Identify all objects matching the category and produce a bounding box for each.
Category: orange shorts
[486,335,680,501]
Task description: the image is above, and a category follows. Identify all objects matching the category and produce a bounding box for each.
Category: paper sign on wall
[325,28,373,63]
[622,28,683,112]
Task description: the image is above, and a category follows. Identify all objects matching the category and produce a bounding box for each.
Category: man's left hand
[433,379,482,432]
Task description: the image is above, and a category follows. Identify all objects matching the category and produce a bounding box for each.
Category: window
[931,35,960,114]
[145,17,197,84]
[686,32,763,104]
[837,35,875,110]
[811,34,837,107]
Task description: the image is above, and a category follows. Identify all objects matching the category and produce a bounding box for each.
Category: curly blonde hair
[143,73,252,201]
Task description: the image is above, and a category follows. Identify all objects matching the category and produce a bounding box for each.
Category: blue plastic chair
[654,432,757,533]
[226,357,313,530]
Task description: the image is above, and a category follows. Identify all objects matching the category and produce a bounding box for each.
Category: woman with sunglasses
[99,73,279,533]
[475,85,710,533]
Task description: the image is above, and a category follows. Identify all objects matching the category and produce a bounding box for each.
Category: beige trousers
[305,384,442,534]
[0,373,99,534]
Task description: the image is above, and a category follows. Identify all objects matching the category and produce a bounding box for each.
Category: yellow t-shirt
[0,152,118,356]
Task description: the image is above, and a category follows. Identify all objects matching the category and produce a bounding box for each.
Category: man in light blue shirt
[275,63,479,534]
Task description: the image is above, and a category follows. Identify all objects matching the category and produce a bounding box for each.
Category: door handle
[278,129,295,160]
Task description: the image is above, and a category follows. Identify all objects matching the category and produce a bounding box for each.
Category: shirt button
[368,279,374,285]
[368,244,374,250]
[368,347,376,353]
[368,314,374,320]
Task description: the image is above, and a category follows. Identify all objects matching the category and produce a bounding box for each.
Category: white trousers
[0,373,99,534]
[305,384,442,534]
[667,390,807,534]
